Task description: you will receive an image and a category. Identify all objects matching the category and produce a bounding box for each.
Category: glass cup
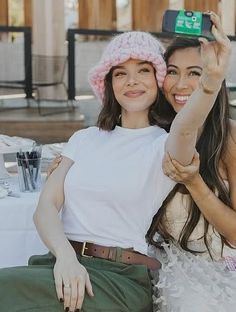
[16,156,42,192]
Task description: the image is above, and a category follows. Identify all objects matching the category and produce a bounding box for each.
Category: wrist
[184,173,202,189]
[185,174,213,204]
[199,76,222,94]
[54,241,76,259]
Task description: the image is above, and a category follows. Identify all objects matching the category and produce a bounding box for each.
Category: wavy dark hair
[146,38,233,258]
[96,67,163,130]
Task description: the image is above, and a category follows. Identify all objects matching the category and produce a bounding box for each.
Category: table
[0,176,48,268]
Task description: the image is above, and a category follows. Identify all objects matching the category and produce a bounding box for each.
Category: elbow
[33,209,39,228]
[33,201,45,229]
[166,131,197,166]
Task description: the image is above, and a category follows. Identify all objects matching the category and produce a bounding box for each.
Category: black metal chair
[32,55,74,116]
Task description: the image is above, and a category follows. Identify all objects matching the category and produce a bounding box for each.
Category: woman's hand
[162,151,200,185]
[46,155,62,178]
[199,12,231,91]
[54,252,94,312]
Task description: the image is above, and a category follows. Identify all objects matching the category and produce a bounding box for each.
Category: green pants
[0,253,153,312]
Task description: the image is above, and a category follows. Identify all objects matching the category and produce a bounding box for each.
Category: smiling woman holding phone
[148,12,236,312]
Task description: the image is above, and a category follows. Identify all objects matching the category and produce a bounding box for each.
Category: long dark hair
[147,38,233,257]
[96,68,163,130]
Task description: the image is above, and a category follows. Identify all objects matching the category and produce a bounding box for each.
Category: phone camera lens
[185,11,193,17]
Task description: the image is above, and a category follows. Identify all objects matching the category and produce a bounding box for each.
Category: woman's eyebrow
[167,64,202,70]
[138,61,152,65]
[187,65,203,70]
[167,64,178,69]
[112,65,124,70]
[112,61,152,71]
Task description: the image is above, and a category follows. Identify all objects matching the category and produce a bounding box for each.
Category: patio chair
[32,55,74,116]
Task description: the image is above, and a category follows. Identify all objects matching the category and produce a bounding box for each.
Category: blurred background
[0,0,236,144]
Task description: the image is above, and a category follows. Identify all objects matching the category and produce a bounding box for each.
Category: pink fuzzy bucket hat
[88,31,166,101]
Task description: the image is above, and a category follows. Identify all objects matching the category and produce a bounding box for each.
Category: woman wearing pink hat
[0,24,231,312]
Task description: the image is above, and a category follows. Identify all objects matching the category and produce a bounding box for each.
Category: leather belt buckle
[81,242,93,258]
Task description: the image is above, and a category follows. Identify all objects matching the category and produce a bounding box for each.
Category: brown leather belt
[69,240,160,271]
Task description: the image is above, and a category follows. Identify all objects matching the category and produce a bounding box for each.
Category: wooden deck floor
[0,107,86,144]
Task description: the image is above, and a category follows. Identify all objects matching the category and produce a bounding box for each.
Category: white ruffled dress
[150,192,236,312]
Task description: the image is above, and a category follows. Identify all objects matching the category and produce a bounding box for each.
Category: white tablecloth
[0,176,48,268]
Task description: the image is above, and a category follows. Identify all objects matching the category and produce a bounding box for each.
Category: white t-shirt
[61,126,175,255]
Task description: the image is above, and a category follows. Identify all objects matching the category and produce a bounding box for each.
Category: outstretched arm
[165,13,231,165]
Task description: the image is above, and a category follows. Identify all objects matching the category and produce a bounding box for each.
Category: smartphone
[162,10,214,40]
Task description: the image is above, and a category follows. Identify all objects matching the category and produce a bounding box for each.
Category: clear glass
[16,157,41,192]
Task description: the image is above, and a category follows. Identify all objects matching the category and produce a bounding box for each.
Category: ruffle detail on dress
[151,243,236,312]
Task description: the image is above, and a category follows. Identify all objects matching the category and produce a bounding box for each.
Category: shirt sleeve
[61,129,87,161]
